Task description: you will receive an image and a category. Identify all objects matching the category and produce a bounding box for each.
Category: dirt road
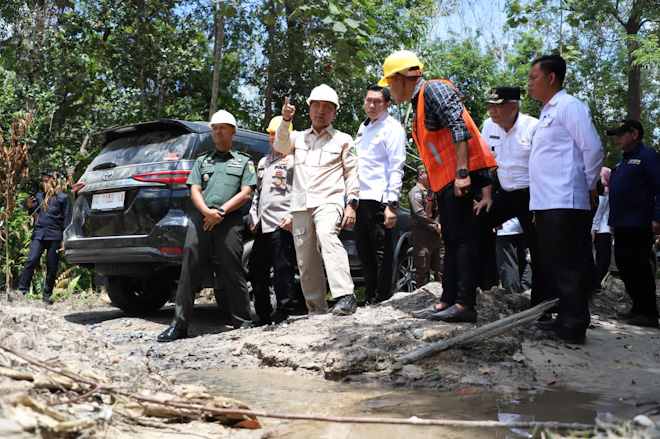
[1,277,659,438]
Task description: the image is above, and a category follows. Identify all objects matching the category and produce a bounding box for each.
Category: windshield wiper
[92,161,117,171]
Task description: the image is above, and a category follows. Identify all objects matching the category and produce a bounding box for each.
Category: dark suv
[64,119,414,313]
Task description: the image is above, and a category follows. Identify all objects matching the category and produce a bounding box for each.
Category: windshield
[89,130,194,168]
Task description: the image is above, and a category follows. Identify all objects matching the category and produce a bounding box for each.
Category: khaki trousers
[292,204,354,314]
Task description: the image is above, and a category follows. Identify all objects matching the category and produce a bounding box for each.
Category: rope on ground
[399,298,559,364]
[0,341,597,432]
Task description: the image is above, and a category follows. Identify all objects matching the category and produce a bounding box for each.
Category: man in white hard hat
[380,50,497,324]
[158,110,257,342]
[247,116,296,325]
[273,84,360,316]
[354,84,406,303]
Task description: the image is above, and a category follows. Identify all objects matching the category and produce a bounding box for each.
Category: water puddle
[178,368,641,438]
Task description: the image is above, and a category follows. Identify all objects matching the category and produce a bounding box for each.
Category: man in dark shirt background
[18,171,71,303]
[606,119,660,329]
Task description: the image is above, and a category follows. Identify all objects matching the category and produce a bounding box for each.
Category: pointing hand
[282,97,295,121]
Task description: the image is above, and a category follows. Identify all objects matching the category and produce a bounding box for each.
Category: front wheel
[106,276,172,314]
[394,247,416,293]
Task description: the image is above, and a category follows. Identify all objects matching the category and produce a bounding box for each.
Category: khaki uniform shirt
[408,182,439,234]
[273,120,359,212]
[248,152,294,233]
[187,149,256,208]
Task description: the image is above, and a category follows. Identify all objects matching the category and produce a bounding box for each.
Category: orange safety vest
[412,79,497,192]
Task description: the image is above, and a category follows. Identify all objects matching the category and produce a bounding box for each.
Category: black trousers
[172,210,251,330]
[535,209,591,335]
[18,238,60,298]
[249,228,296,322]
[355,200,394,302]
[593,233,612,287]
[474,188,547,305]
[436,185,478,307]
[613,227,658,319]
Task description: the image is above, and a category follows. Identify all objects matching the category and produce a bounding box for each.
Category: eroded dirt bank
[1,276,659,438]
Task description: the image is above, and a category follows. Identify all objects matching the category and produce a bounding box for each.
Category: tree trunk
[624,10,643,120]
[627,62,641,120]
[210,1,225,118]
[136,0,146,119]
[263,0,277,130]
[157,72,166,120]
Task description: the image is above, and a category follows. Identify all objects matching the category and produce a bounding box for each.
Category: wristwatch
[348,198,359,207]
[386,200,399,209]
[456,168,469,179]
[217,207,225,216]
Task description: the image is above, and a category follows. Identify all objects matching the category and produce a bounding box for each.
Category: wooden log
[399,299,559,364]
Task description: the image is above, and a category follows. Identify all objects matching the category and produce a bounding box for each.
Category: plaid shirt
[412,79,491,193]
[411,79,472,144]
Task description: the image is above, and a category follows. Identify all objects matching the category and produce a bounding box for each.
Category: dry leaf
[453,387,476,394]
[234,419,261,429]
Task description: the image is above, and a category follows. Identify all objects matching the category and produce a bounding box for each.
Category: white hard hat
[208,110,237,128]
[306,84,340,110]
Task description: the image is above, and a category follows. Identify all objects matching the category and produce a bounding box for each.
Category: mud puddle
[178,368,641,438]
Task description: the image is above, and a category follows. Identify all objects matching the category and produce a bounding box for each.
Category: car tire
[394,247,416,293]
[106,276,172,313]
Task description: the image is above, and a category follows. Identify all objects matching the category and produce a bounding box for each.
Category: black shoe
[616,310,637,319]
[43,296,54,304]
[547,329,586,345]
[538,311,554,323]
[329,295,357,315]
[536,320,556,332]
[157,326,188,342]
[625,315,659,329]
[272,310,289,324]
[411,303,448,319]
[428,304,477,323]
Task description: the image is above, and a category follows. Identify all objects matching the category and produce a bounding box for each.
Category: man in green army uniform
[158,110,257,342]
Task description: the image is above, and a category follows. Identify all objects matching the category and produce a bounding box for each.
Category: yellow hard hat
[266,115,293,132]
[378,50,424,86]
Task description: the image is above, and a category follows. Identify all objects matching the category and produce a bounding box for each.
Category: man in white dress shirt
[527,55,604,344]
[477,86,546,305]
[354,84,407,303]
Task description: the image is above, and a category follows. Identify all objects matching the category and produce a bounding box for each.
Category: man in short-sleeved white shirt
[527,54,603,344]
[354,84,406,303]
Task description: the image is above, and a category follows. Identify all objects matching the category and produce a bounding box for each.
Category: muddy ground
[1,276,659,438]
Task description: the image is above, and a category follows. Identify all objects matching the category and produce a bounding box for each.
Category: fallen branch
[0,342,597,432]
[48,384,103,407]
[399,299,559,364]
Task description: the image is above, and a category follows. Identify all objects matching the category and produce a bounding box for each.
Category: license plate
[91,191,125,211]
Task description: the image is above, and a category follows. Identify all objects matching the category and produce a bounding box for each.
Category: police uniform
[407,182,444,287]
[247,152,296,323]
[19,191,71,300]
[171,149,257,330]
[273,120,359,314]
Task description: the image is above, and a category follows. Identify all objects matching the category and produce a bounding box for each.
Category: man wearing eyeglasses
[477,86,545,304]
[353,84,406,304]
